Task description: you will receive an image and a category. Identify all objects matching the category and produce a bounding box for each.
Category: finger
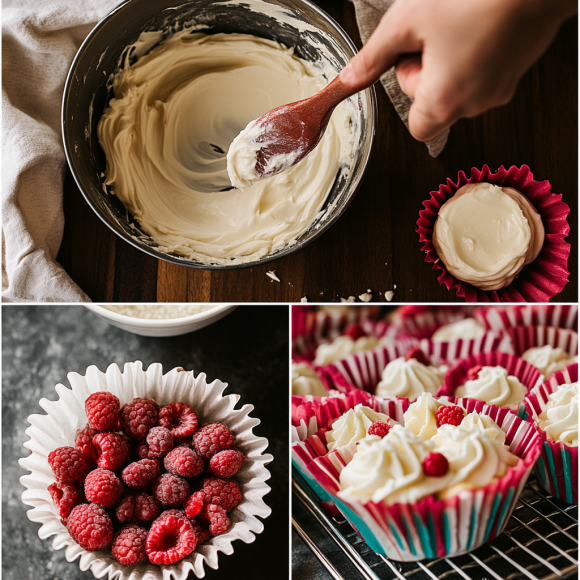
[340,7,421,93]
[394,53,422,98]
[407,87,458,143]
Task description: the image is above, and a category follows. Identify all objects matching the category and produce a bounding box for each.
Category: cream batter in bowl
[62,0,376,269]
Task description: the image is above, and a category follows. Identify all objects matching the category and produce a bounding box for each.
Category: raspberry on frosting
[344,323,367,341]
[122,459,161,488]
[158,402,198,438]
[165,447,204,478]
[201,477,242,512]
[85,392,120,431]
[466,365,484,381]
[209,449,245,478]
[112,524,148,566]
[67,503,113,551]
[367,421,391,439]
[146,510,197,565]
[152,473,190,507]
[146,426,174,459]
[48,446,88,483]
[121,398,159,440]
[84,468,123,507]
[93,432,130,470]
[436,405,465,428]
[48,481,83,519]
[405,347,431,367]
[422,452,450,477]
[193,423,235,460]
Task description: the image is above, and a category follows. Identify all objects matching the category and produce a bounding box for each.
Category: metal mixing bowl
[62,0,377,269]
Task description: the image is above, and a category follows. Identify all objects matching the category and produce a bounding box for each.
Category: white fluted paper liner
[19,361,273,580]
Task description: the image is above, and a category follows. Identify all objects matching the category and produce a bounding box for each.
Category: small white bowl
[84,305,237,337]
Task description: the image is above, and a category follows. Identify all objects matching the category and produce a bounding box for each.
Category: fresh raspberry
[146,510,197,565]
[134,492,162,521]
[121,398,159,440]
[193,423,235,461]
[146,427,174,459]
[422,452,450,477]
[75,426,98,467]
[164,447,204,478]
[183,491,205,518]
[467,365,484,381]
[48,481,83,519]
[405,347,431,367]
[436,405,465,428]
[190,519,212,544]
[85,392,120,431]
[116,493,135,523]
[158,402,198,438]
[93,432,130,470]
[367,421,392,439]
[209,449,245,478]
[344,323,367,341]
[152,474,190,507]
[136,443,149,459]
[48,446,88,483]
[201,477,242,512]
[84,468,123,507]
[122,459,161,488]
[112,524,148,566]
[67,503,113,551]
[198,504,230,535]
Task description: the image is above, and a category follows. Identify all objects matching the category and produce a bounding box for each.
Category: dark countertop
[57,1,577,303]
[2,305,289,580]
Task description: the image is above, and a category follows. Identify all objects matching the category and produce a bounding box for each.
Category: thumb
[407,84,457,143]
[340,8,421,94]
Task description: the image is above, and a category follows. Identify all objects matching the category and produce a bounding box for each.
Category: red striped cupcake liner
[438,351,544,415]
[475,304,578,331]
[505,325,578,357]
[392,306,474,339]
[523,363,578,503]
[417,165,571,302]
[293,395,541,561]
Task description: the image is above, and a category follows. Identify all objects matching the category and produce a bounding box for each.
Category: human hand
[340,0,577,143]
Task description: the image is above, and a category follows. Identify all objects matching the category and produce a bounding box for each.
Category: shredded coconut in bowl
[102,305,217,319]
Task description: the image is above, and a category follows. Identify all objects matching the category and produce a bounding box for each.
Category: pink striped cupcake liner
[505,325,578,357]
[294,396,541,561]
[392,306,474,339]
[523,363,578,503]
[417,165,571,302]
[475,304,578,331]
[438,351,544,416]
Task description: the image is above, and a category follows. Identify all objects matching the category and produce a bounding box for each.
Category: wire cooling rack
[292,470,578,580]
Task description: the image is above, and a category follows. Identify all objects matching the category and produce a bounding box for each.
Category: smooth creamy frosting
[521,345,578,379]
[338,426,453,504]
[431,416,518,498]
[538,382,578,446]
[292,363,328,397]
[314,336,380,366]
[404,392,446,440]
[454,365,527,410]
[431,318,486,342]
[98,30,354,265]
[433,183,545,291]
[375,357,444,400]
[326,404,392,452]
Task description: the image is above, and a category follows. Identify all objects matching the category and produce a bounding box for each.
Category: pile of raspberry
[47,392,245,566]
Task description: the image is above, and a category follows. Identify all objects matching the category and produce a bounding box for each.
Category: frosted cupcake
[431,318,486,342]
[314,334,381,365]
[292,363,328,397]
[521,345,577,380]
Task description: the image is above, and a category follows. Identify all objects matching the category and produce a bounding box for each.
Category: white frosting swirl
[403,392,445,440]
[432,183,545,291]
[431,319,486,342]
[292,363,328,397]
[338,426,453,504]
[431,415,518,498]
[375,357,443,401]
[326,404,392,452]
[314,336,380,366]
[538,382,578,446]
[454,365,527,410]
[521,346,578,379]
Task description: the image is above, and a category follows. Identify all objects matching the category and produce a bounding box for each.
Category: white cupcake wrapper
[19,361,273,580]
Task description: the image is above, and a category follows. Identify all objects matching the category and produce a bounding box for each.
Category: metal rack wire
[293,470,578,580]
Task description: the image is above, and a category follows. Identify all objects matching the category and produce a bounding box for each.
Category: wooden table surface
[57,2,578,303]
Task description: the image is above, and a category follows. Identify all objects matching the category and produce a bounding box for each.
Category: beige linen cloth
[351,0,449,157]
[2,0,118,302]
[2,0,445,302]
